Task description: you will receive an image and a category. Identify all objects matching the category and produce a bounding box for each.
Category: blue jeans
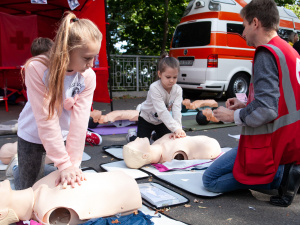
[202,147,284,193]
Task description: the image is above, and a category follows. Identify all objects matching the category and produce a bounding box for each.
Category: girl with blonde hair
[12,12,102,190]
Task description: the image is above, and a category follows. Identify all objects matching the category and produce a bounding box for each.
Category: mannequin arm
[182,99,218,110]
[90,110,139,124]
[103,110,139,123]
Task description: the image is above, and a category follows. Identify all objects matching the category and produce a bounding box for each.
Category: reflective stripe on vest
[241,44,298,136]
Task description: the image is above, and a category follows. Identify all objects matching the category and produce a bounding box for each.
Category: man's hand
[226,98,246,110]
[213,106,235,123]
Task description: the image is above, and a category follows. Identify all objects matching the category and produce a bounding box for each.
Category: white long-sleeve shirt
[139,80,183,132]
[18,56,95,171]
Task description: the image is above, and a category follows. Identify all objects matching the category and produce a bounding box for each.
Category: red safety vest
[233,36,300,185]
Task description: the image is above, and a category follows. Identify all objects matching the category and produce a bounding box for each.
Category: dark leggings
[137,116,171,140]
[15,137,46,190]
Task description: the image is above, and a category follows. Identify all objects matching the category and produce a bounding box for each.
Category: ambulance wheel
[196,111,209,125]
[226,73,250,99]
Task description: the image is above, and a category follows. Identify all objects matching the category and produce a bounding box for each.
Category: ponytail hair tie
[71,18,79,23]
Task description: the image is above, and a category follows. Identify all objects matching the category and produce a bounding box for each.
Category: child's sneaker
[150,131,158,142]
[126,128,137,142]
[86,131,102,145]
[5,154,18,180]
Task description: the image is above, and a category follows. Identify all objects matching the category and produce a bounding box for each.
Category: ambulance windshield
[172,21,211,48]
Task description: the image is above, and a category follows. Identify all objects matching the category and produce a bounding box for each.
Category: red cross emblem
[10,31,30,50]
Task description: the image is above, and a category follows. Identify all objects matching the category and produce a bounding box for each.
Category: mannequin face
[123,137,152,169]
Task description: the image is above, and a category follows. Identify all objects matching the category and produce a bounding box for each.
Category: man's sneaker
[126,128,137,142]
[86,131,102,145]
[5,154,18,180]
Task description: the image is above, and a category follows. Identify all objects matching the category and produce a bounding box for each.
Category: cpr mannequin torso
[123,134,221,169]
[91,110,139,124]
[182,99,218,110]
[0,171,142,225]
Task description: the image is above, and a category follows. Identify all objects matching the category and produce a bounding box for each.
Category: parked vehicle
[169,0,300,98]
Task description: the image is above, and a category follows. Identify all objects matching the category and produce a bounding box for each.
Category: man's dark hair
[294,41,300,55]
[240,0,279,31]
[31,37,54,57]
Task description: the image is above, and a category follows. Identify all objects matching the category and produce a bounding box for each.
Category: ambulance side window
[277,29,292,41]
[172,21,211,48]
[227,23,244,36]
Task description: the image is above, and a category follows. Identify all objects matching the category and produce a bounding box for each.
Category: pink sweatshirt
[18,56,96,171]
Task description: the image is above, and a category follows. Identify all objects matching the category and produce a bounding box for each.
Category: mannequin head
[0,180,34,223]
[123,137,154,169]
[196,108,219,125]
[0,142,18,164]
[123,134,221,169]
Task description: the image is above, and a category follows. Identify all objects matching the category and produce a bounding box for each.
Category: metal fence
[110,55,160,91]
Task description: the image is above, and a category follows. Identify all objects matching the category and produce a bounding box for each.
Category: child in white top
[137,54,186,140]
[15,12,102,190]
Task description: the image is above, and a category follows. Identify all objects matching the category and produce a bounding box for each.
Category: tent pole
[104,0,113,112]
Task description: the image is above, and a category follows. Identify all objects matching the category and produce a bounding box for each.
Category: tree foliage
[107,0,299,55]
[107,0,189,55]
[284,4,300,18]
[276,0,299,6]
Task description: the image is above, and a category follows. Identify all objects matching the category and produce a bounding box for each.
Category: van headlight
[209,1,221,11]
[195,1,205,9]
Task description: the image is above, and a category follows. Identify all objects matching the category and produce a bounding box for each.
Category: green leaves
[107,0,299,55]
[107,0,189,55]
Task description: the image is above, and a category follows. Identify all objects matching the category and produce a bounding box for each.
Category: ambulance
[169,0,300,98]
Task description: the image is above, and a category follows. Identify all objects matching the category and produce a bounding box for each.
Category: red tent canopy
[0,0,111,103]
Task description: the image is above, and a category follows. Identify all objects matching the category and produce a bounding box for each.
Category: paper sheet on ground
[228,134,240,140]
[142,166,221,197]
[82,152,91,161]
[0,161,8,170]
[101,160,149,179]
[104,147,124,160]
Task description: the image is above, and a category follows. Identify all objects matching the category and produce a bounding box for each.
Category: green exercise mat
[182,119,236,131]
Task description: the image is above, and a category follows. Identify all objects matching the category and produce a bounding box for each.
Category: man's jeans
[202,147,284,193]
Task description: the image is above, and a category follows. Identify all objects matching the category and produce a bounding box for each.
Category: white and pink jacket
[18,56,96,171]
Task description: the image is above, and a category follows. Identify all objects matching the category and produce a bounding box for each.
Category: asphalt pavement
[0,95,299,225]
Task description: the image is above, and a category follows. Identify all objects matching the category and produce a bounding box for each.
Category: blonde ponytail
[46,12,102,119]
